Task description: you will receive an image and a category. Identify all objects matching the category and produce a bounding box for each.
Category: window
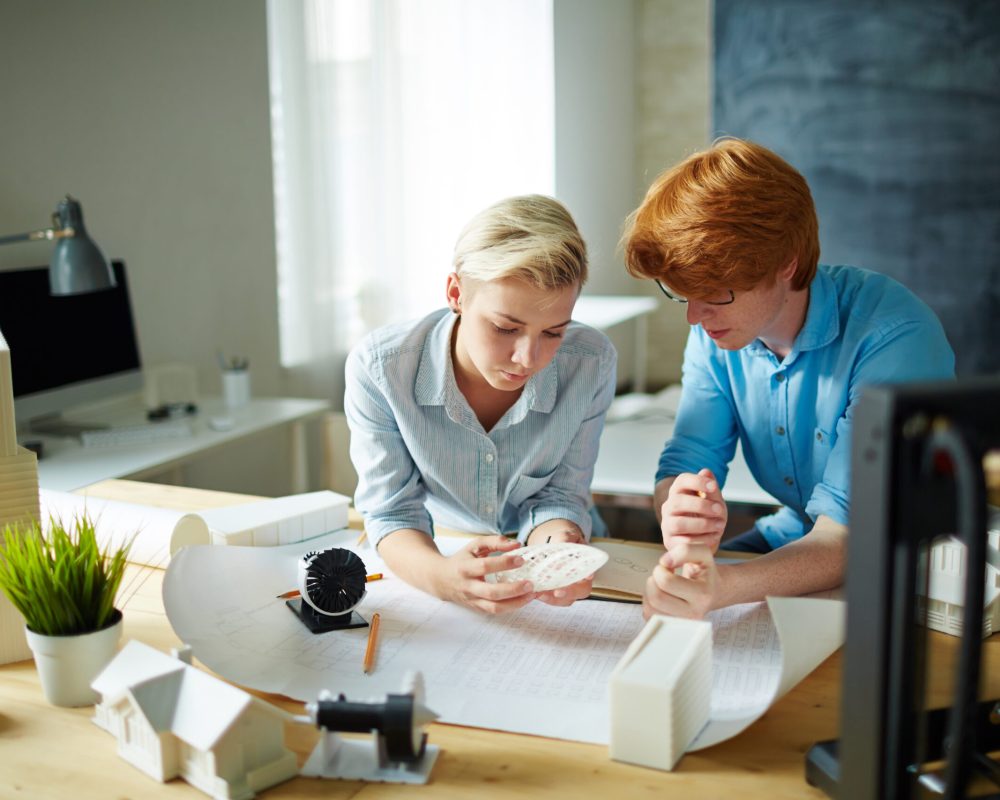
[267,0,555,366]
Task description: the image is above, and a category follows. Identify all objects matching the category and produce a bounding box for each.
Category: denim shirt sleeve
[656,329,739,487]
[344,344,434,547]
[515,342,617,542]
[804,317,955,526]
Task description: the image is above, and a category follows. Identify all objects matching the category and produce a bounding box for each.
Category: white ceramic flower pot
[24,610,123,707]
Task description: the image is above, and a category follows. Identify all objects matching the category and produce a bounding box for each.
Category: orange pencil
[363,612,381,674]
[277,573,381,599]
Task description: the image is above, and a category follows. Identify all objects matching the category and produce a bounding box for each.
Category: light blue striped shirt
[345,309,617,547]
[658,265,955,548]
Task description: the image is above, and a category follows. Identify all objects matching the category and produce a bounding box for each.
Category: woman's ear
[445,272,463,314]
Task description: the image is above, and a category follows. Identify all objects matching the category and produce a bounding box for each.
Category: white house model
[91,640,298,800]
[923,530,1000,639]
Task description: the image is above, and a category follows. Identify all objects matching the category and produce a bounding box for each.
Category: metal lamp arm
[0,224,76,247]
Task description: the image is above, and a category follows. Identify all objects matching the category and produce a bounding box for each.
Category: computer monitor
[0,260,143,433]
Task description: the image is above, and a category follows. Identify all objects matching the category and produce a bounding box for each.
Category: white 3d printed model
[299,671,440,784]
[609,615,712,771]
[921,531,1000,639]
[92,640,298,800]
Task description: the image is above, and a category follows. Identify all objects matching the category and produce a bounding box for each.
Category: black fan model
[287,547,369,633]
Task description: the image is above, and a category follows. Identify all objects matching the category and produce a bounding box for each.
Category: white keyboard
[80,420,194,448]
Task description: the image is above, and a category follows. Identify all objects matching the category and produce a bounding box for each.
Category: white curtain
[267,0,555,368]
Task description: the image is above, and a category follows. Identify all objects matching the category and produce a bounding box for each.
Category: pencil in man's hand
[363,612,381,674]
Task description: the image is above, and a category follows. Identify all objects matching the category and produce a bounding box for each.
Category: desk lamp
[0,196,114,295]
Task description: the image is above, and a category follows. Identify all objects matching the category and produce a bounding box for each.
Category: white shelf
[574,295,658,392]
[33,396,330,492]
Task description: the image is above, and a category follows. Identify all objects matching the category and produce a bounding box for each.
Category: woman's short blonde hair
[622,138,819,296]
[453,195,588,290]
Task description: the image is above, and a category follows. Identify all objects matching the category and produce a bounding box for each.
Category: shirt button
[485,453,494,463]
[776,426,785,436]
[784,476,794,486]
[485,505,494,514]
[775,373,785,383]
[816,432,823,442]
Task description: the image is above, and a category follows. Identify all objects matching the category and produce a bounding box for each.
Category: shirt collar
[414,310,558,426]
[744,267,839,361]
[791,267,839,353]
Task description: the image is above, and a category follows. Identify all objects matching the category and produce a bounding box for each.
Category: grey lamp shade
[48,197,116,295]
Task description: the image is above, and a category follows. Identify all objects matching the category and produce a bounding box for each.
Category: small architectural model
[92,640,297,800]
[300,672,440,784]
[0,330,40,665]
[609,615,712,771]
[921,531,1000,638]
[197,490,350,546]
[486,542,610,591]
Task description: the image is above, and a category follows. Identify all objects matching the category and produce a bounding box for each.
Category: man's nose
[686,301,710,326]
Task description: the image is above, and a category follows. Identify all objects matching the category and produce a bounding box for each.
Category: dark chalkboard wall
[713,0,1000,375]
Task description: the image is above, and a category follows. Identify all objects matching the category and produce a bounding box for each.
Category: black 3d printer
[806,376,1000,799]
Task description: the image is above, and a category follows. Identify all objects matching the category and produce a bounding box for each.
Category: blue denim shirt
[345,309,617,547]
[657,265,955,548]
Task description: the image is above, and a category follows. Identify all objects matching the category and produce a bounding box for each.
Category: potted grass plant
[0,513,133,707]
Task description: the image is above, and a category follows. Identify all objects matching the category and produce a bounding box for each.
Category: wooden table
[1,479,996,800]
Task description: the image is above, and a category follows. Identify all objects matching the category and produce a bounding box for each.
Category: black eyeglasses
[655,280,735,306]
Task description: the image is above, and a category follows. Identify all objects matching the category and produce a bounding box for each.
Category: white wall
[635,0,712,386]
[554,0,712,389]
[553,0,636,297]
[552,0,637,387]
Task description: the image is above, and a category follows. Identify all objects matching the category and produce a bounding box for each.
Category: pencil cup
[222,369,251,408]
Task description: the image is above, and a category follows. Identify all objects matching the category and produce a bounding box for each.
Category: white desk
[574,295,658,392]
[33,396,330,493]
[593,417,779,508]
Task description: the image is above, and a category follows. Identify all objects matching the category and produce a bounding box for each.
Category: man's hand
[642,538,721,620]
[659,468,728,553]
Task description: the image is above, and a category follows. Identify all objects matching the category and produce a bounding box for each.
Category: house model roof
[93,640,291,751]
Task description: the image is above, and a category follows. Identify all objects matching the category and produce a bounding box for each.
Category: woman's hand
[433,535,537,614]
[526,522,593,607]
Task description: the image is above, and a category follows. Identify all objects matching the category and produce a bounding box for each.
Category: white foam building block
[199,490,351,547]
[0,332,40,664]
[609,615,712,771]
[0,453,41,664]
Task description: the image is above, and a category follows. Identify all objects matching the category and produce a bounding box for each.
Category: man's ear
[779,257,798,283]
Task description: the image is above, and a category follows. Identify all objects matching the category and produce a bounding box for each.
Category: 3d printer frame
[806,376,1000,799]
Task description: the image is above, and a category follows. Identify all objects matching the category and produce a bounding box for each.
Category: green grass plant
[0,514,133,636]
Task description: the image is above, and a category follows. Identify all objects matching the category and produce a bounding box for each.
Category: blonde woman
[345,195,616,614]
